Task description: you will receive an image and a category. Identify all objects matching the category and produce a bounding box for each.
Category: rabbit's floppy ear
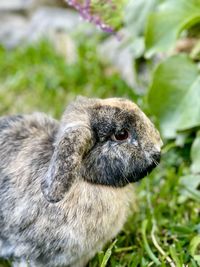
[41,98,94,203]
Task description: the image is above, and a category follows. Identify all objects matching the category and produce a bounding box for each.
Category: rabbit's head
[41,97,162,203]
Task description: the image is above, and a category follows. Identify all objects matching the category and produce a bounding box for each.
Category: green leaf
[178,175,200,203]
[145,0,200,57]
[148,54,200,138]
[191,132,200,174]
[124,0,158,59]
[125,0,157,37]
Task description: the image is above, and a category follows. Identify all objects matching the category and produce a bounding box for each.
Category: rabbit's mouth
[82,150,161,187]
[130,151,161,182]
[117,150,161,185]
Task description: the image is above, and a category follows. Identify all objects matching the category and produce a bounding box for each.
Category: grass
[0,37,137,117]
[0,39,199,267]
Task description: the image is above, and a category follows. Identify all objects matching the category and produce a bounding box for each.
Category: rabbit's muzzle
[132,151,161,181]
[82,142,161,188]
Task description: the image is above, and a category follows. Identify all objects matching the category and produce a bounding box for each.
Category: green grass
[0,38,137,117]
[0,39,199,267]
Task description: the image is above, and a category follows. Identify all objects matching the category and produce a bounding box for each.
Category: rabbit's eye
[111,130,130,141]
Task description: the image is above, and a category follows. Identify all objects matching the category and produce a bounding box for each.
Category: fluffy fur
[0,97,162,267]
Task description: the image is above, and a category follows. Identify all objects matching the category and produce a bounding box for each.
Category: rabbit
[0,96,162,267]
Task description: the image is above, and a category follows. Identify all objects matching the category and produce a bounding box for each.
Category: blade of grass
[100,240,117,267]
[146,179,176,267]
[141,219,161,265]
[169,246,182,267]
[114,246,135,253]
[151,220,176,267]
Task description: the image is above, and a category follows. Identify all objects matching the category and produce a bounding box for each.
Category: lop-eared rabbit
[0,97,162,267]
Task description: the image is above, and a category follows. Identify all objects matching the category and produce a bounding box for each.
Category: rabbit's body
[0,97,162,267]
[0,112,133,267]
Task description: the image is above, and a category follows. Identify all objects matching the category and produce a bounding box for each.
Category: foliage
[148,54,200,139]
[145,0,200,57]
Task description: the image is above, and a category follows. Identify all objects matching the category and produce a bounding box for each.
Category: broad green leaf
[148,54,200,138]
[191,132,200,174]
[145,0,200,57]
[125,0,157,36]
[124,0,158,60]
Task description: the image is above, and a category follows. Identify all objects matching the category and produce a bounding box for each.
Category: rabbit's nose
[151,151,161,164]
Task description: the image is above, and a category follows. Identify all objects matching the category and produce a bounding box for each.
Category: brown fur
[0,97,162,267]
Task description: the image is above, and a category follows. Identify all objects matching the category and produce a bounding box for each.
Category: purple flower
[66,0,115,33]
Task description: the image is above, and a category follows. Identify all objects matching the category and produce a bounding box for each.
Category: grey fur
[0,97,162,267]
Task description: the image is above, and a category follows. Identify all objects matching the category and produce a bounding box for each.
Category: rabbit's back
[0,113,58,259]
[0,113,58,187]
